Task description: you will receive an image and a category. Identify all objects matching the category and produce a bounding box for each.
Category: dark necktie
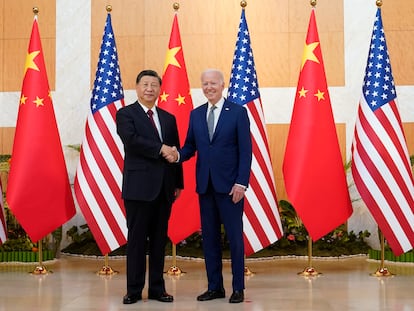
[147,109,157,132]
[207,106,216,141]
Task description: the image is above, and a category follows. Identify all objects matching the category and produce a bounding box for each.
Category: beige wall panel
[386,31,414,85]
[1,0,55,91]
[403,123,414,156]
[0,127,15,154]
[91,1,145,37]
[179,34,220,88]
[266,123,290,200]
[288,1,343,32]
[143,35,169,80]
[2,39,27,91]
[0,43,3,89]
[0,1,3,40]
[382,1,414,31]
[288,32,306,86]
[246,0,289,33]
[320,31,345,86]
[3,0,55,39]
[252,33,290,87]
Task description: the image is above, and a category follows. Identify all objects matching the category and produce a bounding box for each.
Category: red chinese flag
[158,13,200,244]
[6,17,76,242]
[282,9,352,241]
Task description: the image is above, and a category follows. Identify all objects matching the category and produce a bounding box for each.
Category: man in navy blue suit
[116,70,183,304]
[166,69,252,303]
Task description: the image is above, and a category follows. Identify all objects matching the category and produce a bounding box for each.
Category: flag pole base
[166,265,185,276]
[244,266,255,276]
[30,265,51,275]
[298,267,321,277]
[370,267,394,277]
[97,265,118,275]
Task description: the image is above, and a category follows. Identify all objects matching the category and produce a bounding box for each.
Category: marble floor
[1,254,414,311]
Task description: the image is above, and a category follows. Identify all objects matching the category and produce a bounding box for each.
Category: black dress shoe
[229,290,244,303]
[148,292,174,302]
[197,289,226,301]
[123,293,142,304]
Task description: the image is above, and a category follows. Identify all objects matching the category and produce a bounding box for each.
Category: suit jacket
[116,101,183,203]
[180,99,252,194]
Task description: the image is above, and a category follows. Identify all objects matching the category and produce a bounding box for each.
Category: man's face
[136,76,161,108]
[201,71,224,105]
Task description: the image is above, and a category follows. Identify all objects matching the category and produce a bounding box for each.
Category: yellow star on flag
[24,50,40,75]
[163,46,181,74]
[33,96,44,107]
[160,91,169,102]
[301,42,320,70]
[20,94,28,105]
[314,89,325,101]
[175,94,186,106]
[298,87,308,98]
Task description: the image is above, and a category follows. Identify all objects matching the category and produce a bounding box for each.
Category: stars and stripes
[351,8,414,256]
[74,13,127,255]
[228,9,283,256]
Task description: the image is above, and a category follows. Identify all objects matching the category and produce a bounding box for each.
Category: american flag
[74,13,127,255]
[0,179,6,244]
[228,9,283,255]
[351,8,414,256]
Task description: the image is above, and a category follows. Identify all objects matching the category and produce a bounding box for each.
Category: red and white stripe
[352,97,414,255]
[74,99,127,255]
[243,98,283,255]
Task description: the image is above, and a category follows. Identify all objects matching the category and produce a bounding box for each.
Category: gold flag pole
[97,253,118,275]
[370,231,394,277]
[238,0,254,278]
[164,2,185,277]
[298,236,321,276]
[29,7,49,276]
[31,238,50,275]
[167,243,185,275]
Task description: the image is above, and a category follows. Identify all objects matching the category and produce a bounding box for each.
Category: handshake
[161,144,179,163]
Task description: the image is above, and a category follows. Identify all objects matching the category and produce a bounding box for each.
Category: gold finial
[310,0,317,7]
[32,7,39,15]
[106,5,112,13]
[173,2,180,11]
[376,0,383,7]
[240,1,247,8]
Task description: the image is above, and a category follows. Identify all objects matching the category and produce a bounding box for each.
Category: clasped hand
[161,144,179,163]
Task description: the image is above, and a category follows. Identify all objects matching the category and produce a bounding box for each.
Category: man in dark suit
[116,70,183,304]
[165,69,252,303]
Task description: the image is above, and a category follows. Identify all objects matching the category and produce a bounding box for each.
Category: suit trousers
[124,192,171,296]
[199,183,245,291]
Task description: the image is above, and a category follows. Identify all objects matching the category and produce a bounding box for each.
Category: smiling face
[135,75,161,108]
[201,70,225,105]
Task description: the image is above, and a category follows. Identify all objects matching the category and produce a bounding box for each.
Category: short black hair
[136,70,162,86]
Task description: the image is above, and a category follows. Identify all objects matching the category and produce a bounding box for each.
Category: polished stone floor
[1,254,414,310]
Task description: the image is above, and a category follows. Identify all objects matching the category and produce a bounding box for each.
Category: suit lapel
[212,100,230,141]
[134,102,161,142]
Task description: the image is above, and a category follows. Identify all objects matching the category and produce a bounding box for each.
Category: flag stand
[31,239,50,275]
[244,256,254,276]
[166,244,185,275]
[97,254,118,275]
[298,237,321,276]
[370,232,394,277]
